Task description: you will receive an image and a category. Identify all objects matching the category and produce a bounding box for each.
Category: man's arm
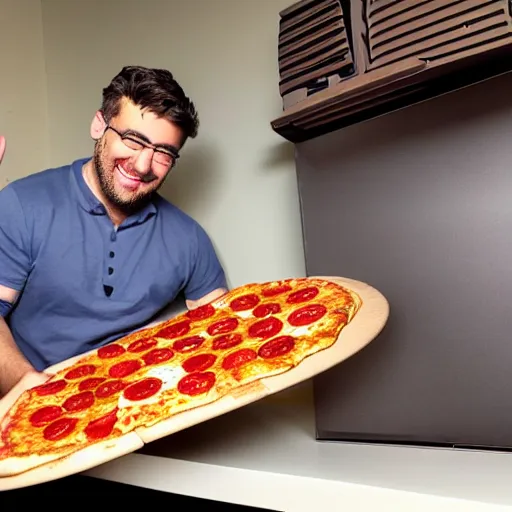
[186,287,227,310]
[0,285,42,397]
[184,224,228,310]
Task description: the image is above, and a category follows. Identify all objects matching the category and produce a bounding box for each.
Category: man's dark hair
[101,65,199,139]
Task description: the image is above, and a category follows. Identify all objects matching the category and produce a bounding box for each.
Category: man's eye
[122,137,145,149]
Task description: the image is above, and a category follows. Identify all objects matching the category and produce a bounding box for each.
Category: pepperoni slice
[156,320,191,339]
[43,417,79,441]
[32,379,67,396]
[65,365,97,380]
[97,344,125,359]
[261,284,292,297]
[29,406,63,427]
[143,348,174,366]
[248,317,283,340]
[127,338,158,353]
[212,333,243,350]
[85,409,118,440]
[63,391,95,412]
[207,317,239,336]
[186,303,216,321]
[172,335,205,353]
[123,378,162,401]
[78,377,107,391]
[253,303,281,318]
[109,359,142,378]
[96,380,127,398]
[222,349,257,370]
[286,286,319,304]
[182,353,217,373]
[258,335,295,359]
[230,294,260,312]
[288,304,327,326]
[177,372,216,397]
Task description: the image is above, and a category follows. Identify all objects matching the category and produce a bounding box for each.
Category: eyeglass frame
[105,125,180,168]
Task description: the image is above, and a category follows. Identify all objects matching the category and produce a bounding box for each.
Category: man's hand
[0,136,5,164]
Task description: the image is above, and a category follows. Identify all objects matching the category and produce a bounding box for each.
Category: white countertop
[84,380,512,511]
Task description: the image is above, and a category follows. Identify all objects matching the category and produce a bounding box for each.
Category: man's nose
[133,147,155,174]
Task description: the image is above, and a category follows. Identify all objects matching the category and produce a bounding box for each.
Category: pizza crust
[0,431,143,490]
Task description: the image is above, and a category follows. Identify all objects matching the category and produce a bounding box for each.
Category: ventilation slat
[279,9,344,47]
[280,32,347,71]
[371,6,506,61]
[370,1,503,50]
[280,0,336,33]
[371,17,508,68]
[279,19,344,59]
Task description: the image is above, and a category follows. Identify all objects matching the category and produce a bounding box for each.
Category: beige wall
[2,0,306,288]
[0,0,49,187]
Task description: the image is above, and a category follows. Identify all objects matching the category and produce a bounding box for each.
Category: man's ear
[90,111,107,140]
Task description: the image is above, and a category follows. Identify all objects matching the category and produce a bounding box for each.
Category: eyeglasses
[106,125,180,168]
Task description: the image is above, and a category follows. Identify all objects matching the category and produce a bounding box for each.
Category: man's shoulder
[153,194,205,234]
[7,161,74,201]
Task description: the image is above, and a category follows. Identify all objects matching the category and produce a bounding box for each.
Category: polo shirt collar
[70,157,157,224]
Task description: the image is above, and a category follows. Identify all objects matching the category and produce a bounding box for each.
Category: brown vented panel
[278,0,356,109]
[365,0,512,70]
[272,0,512,142]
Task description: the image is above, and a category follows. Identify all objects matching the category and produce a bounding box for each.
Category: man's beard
[93,139,161,215]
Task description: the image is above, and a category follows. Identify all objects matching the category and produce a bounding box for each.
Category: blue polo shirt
[0,157,227,371]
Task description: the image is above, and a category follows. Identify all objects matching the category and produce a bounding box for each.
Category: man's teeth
[118,165,140,180]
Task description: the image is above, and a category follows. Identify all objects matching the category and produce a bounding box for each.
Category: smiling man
[0,66,228,396]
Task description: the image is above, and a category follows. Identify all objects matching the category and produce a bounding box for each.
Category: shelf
[84,381,512,511]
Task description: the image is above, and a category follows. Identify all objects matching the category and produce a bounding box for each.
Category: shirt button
[108,267,114,275]
[109,251,115,258]
[110,231,117,242]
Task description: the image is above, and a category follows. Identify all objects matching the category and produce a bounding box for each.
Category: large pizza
[0,277,363,478]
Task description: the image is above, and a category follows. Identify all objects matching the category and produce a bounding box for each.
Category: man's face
[92,98,184,213]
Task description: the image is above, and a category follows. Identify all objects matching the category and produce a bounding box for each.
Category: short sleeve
[0,185,32,292]
[184,224,227,301]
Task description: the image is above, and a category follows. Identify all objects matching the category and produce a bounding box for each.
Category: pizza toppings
[65,365,97,380]
[84,409,118,440]
[142,348,174,366]
[186,303,216,321]
[172,335,205,353]
[156,320,191,339]
[123,378,163,401]
[261,283,292,297]
[78,377,107,391]
[221,348,257,370]
[212,333,243,350]
[230,293,260,311]
[286,286,319,304]
[97,344,126,359]
[95,380,127,398]
[108,359,142,378]
[253,303,281,318]
[207,317,239,336]
[32,379,67,396]
[127,338,158,353]
[288,304,327,326]
[43,417,79,441]
[29,406,63,427]
[62,391,95,413]
[258,336,295,359]
[177,372,216,396]
[248,317,283,340]
[182,353,217,373]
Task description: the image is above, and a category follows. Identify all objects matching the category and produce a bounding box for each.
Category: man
[0,66,228,397]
